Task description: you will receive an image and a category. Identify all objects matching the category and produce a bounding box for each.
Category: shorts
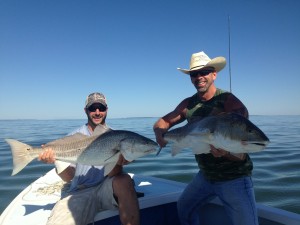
[46,176,118,225]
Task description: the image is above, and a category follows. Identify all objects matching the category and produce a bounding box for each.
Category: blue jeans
[177,171,258,225]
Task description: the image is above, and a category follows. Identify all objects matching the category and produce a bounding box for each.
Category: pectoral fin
[104,162,118,176]
[171,144,184,156]
[191,143,211,154]
[54,160,71,174]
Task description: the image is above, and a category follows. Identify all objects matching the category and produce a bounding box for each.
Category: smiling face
[190,67,217,93]
[85,103,108,129]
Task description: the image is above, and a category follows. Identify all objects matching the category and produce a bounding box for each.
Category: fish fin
[45,133,88,146]
[104,162,118,176]
[5,139,35,176]
[118,138,135,161]
[93,125,112,136]
[191,143,211,154]
[171,145,182,156]
[103,150,120,163]
[54,160,71,174]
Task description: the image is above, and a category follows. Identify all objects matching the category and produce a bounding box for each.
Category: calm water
[0,116,300,215]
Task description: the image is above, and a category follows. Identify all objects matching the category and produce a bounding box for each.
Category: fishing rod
[228,15,232,93]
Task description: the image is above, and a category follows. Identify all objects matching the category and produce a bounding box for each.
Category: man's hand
[116,154,130,166]
[153,128,168,148]
[38,147,55,164]
[107,154,130,177]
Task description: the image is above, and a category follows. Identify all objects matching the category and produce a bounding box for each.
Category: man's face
[86,103,107,127]
[190,68,216,93]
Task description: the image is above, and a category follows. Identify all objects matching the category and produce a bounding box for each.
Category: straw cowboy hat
[177,51,226,74]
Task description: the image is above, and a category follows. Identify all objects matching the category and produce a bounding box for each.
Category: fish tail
[5,139,35,176]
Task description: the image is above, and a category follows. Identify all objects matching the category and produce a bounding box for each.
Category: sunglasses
[87,104,107,112]
[190,70,214,78]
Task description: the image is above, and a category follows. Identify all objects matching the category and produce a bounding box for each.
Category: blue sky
[1,0,299,119]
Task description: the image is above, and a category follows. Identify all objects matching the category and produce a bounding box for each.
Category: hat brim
[86,100,107,108]
[178,56,226,75]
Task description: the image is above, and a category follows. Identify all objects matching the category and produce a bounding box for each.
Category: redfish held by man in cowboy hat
[153,51,259,225]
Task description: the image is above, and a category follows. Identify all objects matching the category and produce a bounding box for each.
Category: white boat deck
[0,169,186,225]
[93,173,186,221]
[0,169,63,225]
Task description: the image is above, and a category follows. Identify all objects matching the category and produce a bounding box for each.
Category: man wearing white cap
[153,51,258,225]
[39,92,140,225]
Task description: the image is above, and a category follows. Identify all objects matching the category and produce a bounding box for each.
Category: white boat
[0,169,300,225]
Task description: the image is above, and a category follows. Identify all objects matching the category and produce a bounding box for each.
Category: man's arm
[153,98,189,147]
[56,166,76,182]
[224,94,249,118]
[106,154,129,177]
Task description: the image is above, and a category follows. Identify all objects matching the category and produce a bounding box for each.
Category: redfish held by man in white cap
[5,127,158,176]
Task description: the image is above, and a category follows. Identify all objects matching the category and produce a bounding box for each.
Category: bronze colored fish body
[5,128,157,176]
[77,130,158,164]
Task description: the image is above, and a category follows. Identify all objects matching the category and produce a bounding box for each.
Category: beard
[87,113,106,127]
[195,82,209,93]
[193,77,214,93]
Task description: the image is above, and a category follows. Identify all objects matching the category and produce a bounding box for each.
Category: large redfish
[5,126,157,176]
[163,113,269,156]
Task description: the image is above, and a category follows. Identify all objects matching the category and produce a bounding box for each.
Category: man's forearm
[57,166,75,182]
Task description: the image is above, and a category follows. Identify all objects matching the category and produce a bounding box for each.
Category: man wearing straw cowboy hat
[153,51,258,225]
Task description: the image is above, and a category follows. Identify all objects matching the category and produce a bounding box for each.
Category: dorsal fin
[45,133,88,146]
[93,124,112,136]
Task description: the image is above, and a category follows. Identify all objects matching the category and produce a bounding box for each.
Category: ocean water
[0,116,299,215]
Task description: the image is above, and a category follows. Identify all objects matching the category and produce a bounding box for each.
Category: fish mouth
[242,140,269,147]
[246,141,269,147]
[254,143,267,146]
